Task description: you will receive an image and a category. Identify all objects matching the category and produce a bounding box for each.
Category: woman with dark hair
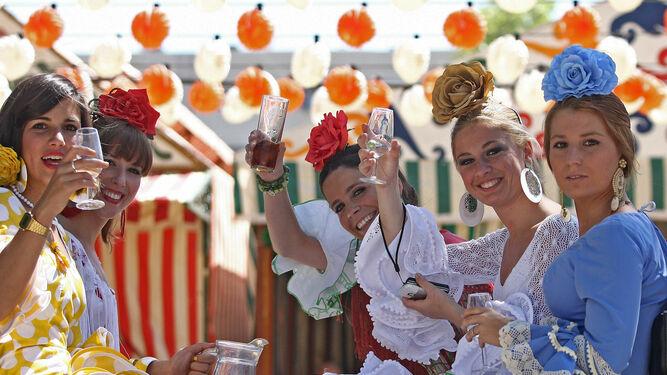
[59,88,214,374]
[245,110,485,373]
[0,73,109,372]
[462,46,667,374]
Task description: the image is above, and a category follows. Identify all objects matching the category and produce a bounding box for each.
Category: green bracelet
[256,166,290,196]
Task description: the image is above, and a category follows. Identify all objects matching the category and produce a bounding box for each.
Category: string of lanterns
[0,0,665,129]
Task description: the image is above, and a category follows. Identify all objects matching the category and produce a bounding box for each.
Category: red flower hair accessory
[305,110,349,172]
[98,88,159,138]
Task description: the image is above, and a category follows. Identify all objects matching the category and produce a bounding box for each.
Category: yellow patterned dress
[0,188,147,374]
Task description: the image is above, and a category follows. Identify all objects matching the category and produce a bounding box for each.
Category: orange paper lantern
[365,77,392,110]
[139,64,176,106]
[553,5,600,48]
[131,4,170,50]
[639,74,666,114]
[443,7,486,50]
[278,77,305,112]
[23,4,63,48]
[421,66,445,103]
[235,66,278,108]
[324,66,363,106]
[337,5,375,48]
[55,66,92,99]
[189,80,224,113]
[237,4,273,51]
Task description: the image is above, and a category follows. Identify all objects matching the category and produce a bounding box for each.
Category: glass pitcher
[202,338,268,375]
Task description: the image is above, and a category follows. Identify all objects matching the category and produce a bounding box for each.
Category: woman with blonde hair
[357,62,579,371]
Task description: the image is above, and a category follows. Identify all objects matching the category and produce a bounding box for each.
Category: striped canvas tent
[235,156,667,233]
[97,171,253,358]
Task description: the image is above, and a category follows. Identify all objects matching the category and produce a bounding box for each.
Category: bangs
[97,119,153,176]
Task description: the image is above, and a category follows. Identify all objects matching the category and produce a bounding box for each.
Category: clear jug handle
[199,346,218,357]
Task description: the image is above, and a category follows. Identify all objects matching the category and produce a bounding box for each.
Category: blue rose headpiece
[542,45,618,102]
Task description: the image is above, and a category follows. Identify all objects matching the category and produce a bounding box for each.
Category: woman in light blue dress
[462,46,667,374]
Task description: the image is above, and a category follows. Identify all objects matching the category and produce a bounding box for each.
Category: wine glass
[467,292,498,374]
[360,108,394,185]
[71,128,105,210]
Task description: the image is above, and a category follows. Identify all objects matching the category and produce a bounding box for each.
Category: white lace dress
[357,205,579,367]
[71,235,120,351]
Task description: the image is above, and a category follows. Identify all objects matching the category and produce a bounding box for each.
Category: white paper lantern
[398,84,432,128]
[392,37,430,85]
[194,37,231,84]
[514,70,549,115]
[287,0,310,9]
[492,88,513,107]
[648,93,667,127]
[391,0,427,11]
[596,36,637,84]
[291,40,331,89]
[486,35,529,85]
[89,37,131,79]
[310,86,342,124]
[0,35,35,81]
[78,0,109,10]
[494,0,537,13]
[192,0,225,11]
[608,0,642,12]
[222,86,255,124]
[0,74,10,108]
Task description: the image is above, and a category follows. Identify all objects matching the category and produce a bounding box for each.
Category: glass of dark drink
[251,95,289,173]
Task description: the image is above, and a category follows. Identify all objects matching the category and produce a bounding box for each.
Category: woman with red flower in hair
[245,110,490,373]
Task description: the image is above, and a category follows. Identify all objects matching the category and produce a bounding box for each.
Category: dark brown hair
[543,93,635,178]
[319,144,419,206]
[0,74,90,155]
[96,115,154,244]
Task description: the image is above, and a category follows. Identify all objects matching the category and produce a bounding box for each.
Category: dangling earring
[459,192,484,227]
[560,191,571,222]
[120,210,126,237]
[520,165,543,203]
[611,158,627,212]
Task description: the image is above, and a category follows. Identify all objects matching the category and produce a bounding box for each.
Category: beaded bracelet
[256,166,290,196]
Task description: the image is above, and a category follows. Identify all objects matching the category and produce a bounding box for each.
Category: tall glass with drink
[467,292,501,374]
[70,127,105,210]
[250,95,289,173]
[360,107,394,185]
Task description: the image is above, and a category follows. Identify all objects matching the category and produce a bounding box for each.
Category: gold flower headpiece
[431,61,495,125]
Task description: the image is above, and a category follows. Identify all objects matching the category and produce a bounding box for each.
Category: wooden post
[254,225,274,375]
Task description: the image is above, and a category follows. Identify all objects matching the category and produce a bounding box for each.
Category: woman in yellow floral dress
[0,74,140,374]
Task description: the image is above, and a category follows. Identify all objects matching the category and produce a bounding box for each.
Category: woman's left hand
[461,307,512,347]
[147,342,215,375]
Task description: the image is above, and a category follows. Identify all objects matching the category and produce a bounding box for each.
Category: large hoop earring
[560,191,571,222]
[120,210,126,237]
[611,158,627,212]
[520,167,543,203]
[459,192,484,227]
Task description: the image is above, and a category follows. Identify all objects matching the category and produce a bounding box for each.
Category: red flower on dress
[305,110,349,171]
[98,88,159,138]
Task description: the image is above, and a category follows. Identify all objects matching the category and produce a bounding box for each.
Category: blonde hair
[543,93,635,178]
[451,99,543,175]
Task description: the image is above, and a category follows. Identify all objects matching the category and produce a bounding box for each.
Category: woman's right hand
[32,145,108,224]
[402,274,463,326]
[244,130,286,182]
[357,125,401,187]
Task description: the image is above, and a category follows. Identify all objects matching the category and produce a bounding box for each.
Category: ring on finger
[71,160,78,173]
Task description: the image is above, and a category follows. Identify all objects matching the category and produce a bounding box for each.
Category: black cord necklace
[378,204,407,283]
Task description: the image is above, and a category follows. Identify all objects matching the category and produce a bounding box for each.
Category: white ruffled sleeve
[271,200,356,320]
[356,204,465,364]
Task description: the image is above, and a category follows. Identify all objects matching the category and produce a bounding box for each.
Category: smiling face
[452,120,528,208]
[322,166,379,239]
[547,108,621,203]
[94,151,144,220]
[20,99,82,194]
